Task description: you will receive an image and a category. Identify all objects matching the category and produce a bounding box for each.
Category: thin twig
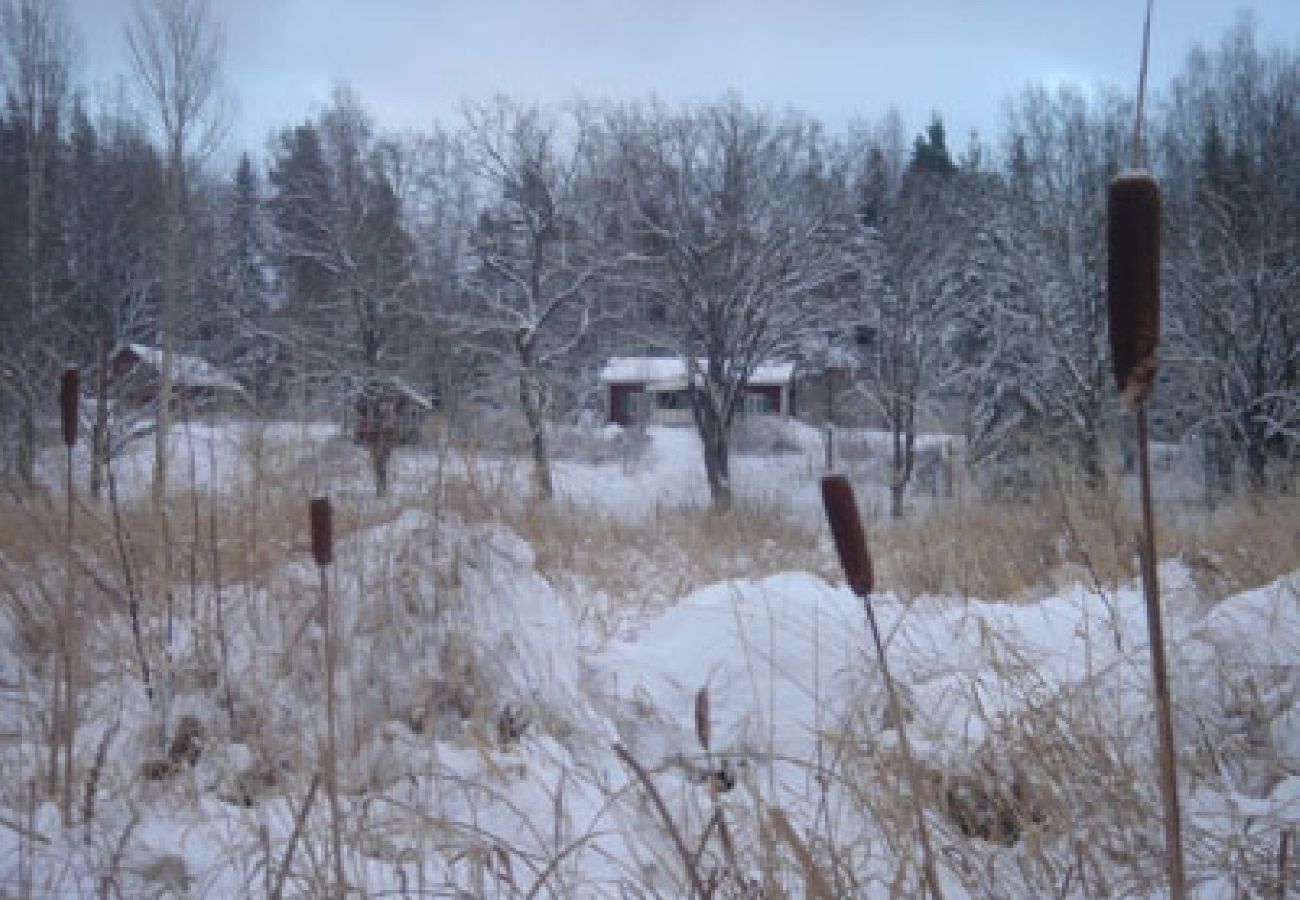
[107,458,152,700]
[269,773,321,900]
[863,595,946,900]
[613,743,711,899]
[83,720,118,846]
[768,807,836,900]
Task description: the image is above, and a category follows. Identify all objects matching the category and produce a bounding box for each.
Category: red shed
[598,357,794,427]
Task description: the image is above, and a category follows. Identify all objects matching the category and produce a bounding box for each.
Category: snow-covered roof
[119,344,246,393]
[358,376,435,411]
[599,357,794,387]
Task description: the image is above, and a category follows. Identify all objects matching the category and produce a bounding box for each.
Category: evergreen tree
[910,115,955,176]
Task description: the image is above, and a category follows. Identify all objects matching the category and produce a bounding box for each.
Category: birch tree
[126,0,225,508]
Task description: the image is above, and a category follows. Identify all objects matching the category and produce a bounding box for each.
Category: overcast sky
[67,0,1299,161]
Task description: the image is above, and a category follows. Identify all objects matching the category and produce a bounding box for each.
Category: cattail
[309,497,333,567]
[60,367,79,448]
[819,473,944,898]
[819,475,874,596]
[694,686,711,752]
[1107,171,1162,408]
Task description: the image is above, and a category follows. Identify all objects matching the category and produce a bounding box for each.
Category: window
[743,392,776,416]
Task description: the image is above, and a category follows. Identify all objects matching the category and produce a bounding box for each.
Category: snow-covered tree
[968,85,1132,485]
[454,99,616,500]
[1162,20,1299,491]
[851,126,989,516]
[267,88,420,493]
[611,97,852,509]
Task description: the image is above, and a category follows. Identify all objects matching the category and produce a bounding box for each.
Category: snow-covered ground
[4,419,1297,897]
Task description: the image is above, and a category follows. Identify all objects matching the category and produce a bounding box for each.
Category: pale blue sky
[67,1,1299,158]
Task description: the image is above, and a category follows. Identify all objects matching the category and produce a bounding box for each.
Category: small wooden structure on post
[351,376,435,447]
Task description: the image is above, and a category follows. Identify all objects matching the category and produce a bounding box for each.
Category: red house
[599,357,795,427]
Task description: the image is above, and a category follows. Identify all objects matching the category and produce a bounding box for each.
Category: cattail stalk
[309,497,346,898]
[59,368,79,826]
[211,434,234,727]
[1111,178,1186,900]
[1110,9,1186,889]
[820,475,944,900]
[614,743,711,899]
[107,457,152,700]
[1134,408,1185,898]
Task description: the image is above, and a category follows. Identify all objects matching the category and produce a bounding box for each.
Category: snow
[122,343,247,393]
[600,356,795,385]
[6,416,1299,897]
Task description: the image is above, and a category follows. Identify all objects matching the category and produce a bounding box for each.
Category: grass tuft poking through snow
[0,420,1295,897]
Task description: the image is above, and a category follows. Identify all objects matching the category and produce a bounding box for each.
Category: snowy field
[3,418,1297,897]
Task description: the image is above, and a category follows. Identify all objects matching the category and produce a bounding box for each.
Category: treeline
[0,0,1295,507]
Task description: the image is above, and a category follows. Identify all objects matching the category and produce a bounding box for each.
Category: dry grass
[498,497,838,635]
[870,484,1300,603]
[2,437,1292,660]
[1,429,1297,898]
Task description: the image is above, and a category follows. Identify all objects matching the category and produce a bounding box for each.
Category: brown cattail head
[820,475,874,597]
[1107,171,1162,408]
[60,367,79,447]
[309,497,333,567]
[694,686,711,752]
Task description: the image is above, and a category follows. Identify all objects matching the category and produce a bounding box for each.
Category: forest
[0,2,1294,506]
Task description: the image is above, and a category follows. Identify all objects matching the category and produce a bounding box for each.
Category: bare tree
[457,99,615,500]
[126,0,225,508]
[611,98,850,509]
[0,0,71,486]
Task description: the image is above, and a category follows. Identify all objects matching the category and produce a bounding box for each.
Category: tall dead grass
[426,467,1300,616]
[0,425,1296,897]
[871,484,1299,603]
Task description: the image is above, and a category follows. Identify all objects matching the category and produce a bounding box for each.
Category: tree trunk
[369,436,392,497]
[20,94,44,491]
[890,397,916,519]
[516,338,553,501]
[91,336,109,500]
[703,428,732,511]
[1245,420,1269,492]
[152,157,182,511]
[692,386,732,511]
[15,392,36,489]
[824,371,835,471]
